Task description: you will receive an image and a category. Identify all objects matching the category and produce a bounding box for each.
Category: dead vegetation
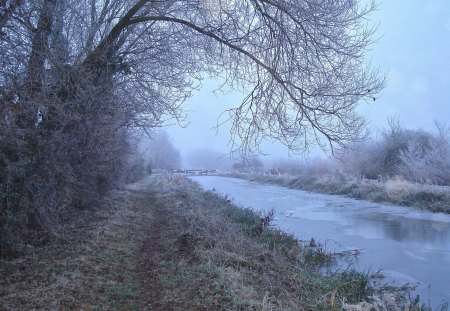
[231,173,450,214]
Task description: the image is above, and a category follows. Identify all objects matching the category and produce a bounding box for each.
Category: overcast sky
[167,1,450,163]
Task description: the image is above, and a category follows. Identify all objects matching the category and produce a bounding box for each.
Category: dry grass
[0,177,157,310]
[385,177,412,202]
[231,173,450,213]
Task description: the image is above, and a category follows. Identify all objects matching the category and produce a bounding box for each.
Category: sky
[166,1,450,164]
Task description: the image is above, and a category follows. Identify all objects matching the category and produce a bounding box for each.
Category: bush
[341,119,450,185]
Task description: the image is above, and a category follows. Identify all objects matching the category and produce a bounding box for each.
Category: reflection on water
[191,176,450,308]
[348,213,450,245]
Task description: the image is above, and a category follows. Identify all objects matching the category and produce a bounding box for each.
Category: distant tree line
[186,149,233,171]
[141,131,181,173]
[271,119,450,186]
[232,156,264,173]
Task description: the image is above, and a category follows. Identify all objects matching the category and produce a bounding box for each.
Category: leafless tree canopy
[2,0,384,151]
[0,0,383,254]
[91,0,383,153]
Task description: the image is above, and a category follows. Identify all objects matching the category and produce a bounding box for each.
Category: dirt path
[1,175,222,310]
[1,177,159,310]
[137,178,219,311]
[139,192,178,311]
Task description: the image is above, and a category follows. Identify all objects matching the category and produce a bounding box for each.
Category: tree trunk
[26,0,56,93]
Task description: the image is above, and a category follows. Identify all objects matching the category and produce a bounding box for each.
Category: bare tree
[3,0,383,154]
[32,0,381,155]
[1,0,384,254]
[398,122,450,185]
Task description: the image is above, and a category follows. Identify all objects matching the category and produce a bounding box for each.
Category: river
[190,175,450,308]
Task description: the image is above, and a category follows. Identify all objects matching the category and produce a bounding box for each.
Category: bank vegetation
[230,119,450,213]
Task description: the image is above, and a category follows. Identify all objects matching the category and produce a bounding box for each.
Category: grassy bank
[0,177,159,310]
[227,173,450,214]
[1,175,444,310]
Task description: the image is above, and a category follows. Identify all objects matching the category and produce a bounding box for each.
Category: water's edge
[191,176,450,308]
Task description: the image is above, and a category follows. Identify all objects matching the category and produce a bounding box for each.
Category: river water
[190,176,450,308]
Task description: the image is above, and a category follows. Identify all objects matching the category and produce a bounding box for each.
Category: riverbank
[0,176,440,310]
[226,173,450,214]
